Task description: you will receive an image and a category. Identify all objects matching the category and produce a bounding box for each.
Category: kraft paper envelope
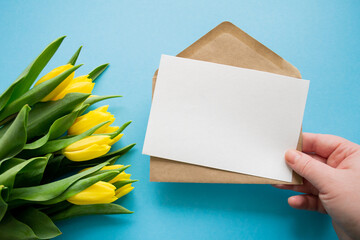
[150,21,304,184]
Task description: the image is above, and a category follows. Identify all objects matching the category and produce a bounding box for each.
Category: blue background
[1,0,359,239]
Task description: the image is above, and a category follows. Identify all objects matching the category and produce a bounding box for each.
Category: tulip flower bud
[68,105,118,135]
[63,134,123,161]
[78,165,134,199]
[35,64,75,102]
[67,181,118,205]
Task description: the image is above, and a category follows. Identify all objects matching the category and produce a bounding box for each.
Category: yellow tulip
[101,165,134,199]
[35,64,75,102]
[67,181,118,205]
[102,166,134,199]
[52,75,95,101]
[78,165,134,199]
[63,134,123,161]
[68,105,118,135]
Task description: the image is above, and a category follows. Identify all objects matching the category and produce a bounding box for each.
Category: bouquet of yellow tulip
[0,37,136,239]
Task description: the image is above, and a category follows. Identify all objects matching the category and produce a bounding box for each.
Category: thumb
[285,150,334,191]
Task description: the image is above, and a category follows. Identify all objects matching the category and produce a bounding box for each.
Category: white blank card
[143,55,309,182]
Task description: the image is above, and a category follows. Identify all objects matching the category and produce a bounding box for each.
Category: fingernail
[285,150,301,164]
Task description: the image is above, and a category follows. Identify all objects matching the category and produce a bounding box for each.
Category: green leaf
[0,64,82,122]
[0,92,90,141]
[26,92,89,140]
[81,95,122,109]
[0,157,44,190]
[0,212,39,240]
[41,155,64,183]
[0,114,17,126]
[113,180,138,189]
[14,155,50,188]
[42,171,119,205]
[51,203,132,221]
[68,46,82,65]
[0,36,65,112]
[0,185,8,221]
[22,121,109,157]
[102,120,131,139]
[9,161,109,202]
[0,105,30,160]
[13,207,61,239]
[24,107,84,150]
[88,63,109,81]
[41,201,72,216]
[0,158,25,174]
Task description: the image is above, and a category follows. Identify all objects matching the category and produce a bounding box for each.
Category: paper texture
[144,55,309,182]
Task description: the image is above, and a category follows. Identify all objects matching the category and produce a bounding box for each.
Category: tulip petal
[115,184,134,198]
[71,75,92,84]
[64,144,111,161]
[95,105,109,112]
[109,133,123,146]
[102,165,124,170]
[109,172,131,184]
[53,82,94,101]
[102,126,119,133]
[67,181,117,205]
[35,64,76,102]
[68,109,113,135]
[64,135,111,152]
[88,143,136,163]
[64,144,135,169]
[35,65,72,86]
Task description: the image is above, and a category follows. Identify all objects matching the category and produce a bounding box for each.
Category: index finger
[302,133,348,158]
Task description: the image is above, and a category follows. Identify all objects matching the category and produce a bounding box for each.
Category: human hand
[274,133,360,240]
